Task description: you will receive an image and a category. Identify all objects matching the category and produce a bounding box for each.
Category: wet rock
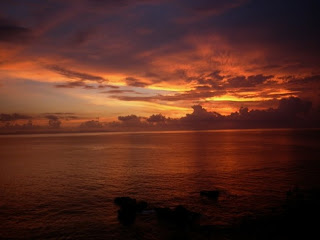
[155,207,173,220]
[114,197,136,208]
[174,205,200,226]
[117,207,136,225]
[136,200,148,212]
[200,190,220,200]
[114,197,149,225]
[114,197,137,225]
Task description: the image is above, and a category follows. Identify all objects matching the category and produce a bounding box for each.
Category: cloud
[98,84,120,89]
[45,114,62,128]
[101,89,137,94]
[45,112,75,115]
[45,115,59,121]
[69,28,97,46]
[0,17,32,43]
[1,97,318,133]
[125,77,148,87]
[55,83,120,90]
[147,114,167,123]
[180,0,247,16]
[79,120,103,128]
[118,114,141,122]
[0,120,40,131]
[0,113,32,121]
[108,97,318,130]
[227,74,273,88]
[48,65,106,83]
[54,81,94,89]
[1,0,319,121]
[111,89,225,102]
[44,113,79,121]
[106,114,148,130]
[48,119,61,128]
[182,105,222,121]
[278,97,312,116]
[193,73,273,90]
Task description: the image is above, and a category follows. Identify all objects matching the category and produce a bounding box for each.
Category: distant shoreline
[1,127,319,136]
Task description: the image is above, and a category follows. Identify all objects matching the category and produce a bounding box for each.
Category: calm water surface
[0,129,319,239]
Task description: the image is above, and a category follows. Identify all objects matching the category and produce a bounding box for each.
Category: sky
[0,0,319,131]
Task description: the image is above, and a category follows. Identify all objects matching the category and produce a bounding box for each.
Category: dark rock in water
[136,200,148,212]
[114,197,137,208]
[114,197,137,225]
[117,208,136,226]
[155,207,174,220]
[200,190,220,199]
[174,205,200,226]
[155,205,200,227]
[114,197,149,225]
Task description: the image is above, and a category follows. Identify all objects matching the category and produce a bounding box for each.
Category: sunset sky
[0,0,319,130]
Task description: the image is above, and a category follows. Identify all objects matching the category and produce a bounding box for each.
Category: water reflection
[0,129,319,239]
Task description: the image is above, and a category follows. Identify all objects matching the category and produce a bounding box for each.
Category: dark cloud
[55,81,86,88]
[180,0,247,15]
[48,65,106,83]
[181,105,222,122]
[84,85,95,89]
[69,28,96,46]
[125,77,148,87]
[206,71,224,81]
[147,114,167,123]
[1,97,318,133]
[45,115,59,120]
[227,74,273,88]
[54,81,95,89]
[112,89,225,102]
[45,115,61,128]
[98,84,119,89]
[65,116,79,120]
[79,120,103,128]
[195,85,212,91]
[112,95,158,102]
[48,118,61,128]
[211,0,320,68]
[44,113,79,121]
[278,97,312,116]
[0,17,32,43]
[287,75,320,90]
[0,120,39,131]
[160,90,225,101]
[110,114,147,129]
[45,112,75,115]
[101,89,137,94]
[87,0,138,7]
[118,114,141,122]
[1,0,319,121]
[0,113,32,121]
[108,97,318,130]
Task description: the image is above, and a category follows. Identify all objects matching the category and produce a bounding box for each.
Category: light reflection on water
[0,129,319,239]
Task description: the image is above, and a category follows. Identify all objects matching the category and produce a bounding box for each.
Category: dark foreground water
[0,129,319,239]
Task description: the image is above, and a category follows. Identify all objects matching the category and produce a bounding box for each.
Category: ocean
[1,129,319,239]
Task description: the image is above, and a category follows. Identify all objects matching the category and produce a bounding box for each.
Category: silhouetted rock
[200,190,220,200]
[114,196,137,208]
[114,197,137,225]
[114,197,149,225]
[174,205,200,226]
[136,200,148,212]
[117,207,136,225]
[155,207,173,220]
